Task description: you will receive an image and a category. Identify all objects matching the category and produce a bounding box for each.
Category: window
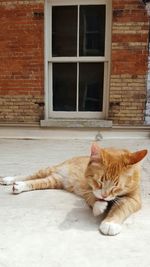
[45,0,111,119]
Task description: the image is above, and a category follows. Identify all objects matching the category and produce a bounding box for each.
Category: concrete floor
[0,137,150,267]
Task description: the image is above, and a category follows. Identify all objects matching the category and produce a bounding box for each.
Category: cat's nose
[101,193,107,199]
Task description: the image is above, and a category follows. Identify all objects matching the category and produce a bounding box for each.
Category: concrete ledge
[40,119,112,128]
[0,126,149,140]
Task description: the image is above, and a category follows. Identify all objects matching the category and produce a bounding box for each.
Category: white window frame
[44,0,112,119]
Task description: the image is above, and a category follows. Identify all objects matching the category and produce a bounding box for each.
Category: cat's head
[85,143,147,201]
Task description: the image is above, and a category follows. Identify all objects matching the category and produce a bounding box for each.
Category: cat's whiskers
[112,197,121,209]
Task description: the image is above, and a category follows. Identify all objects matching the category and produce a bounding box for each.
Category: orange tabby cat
[0,143,147,236]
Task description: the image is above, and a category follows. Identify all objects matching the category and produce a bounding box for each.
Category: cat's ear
[90,143,101,162]
[128,149,148,165]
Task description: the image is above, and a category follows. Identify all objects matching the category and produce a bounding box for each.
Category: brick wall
[0,0,44,124]
[0,0,149,126]
[109,0,149,125]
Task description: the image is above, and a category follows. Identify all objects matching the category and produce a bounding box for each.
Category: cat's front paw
[12,182,26,194]
[93,201,108,216]
[99,221,122,236]
[0,176,15,185]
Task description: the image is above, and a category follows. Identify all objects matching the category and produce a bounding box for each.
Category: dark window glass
[79,63,104,111]
[79,5,105,56]
[53,63,77,111]
[52,6,77,56]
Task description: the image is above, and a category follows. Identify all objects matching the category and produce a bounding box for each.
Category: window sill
[40,119,112,128]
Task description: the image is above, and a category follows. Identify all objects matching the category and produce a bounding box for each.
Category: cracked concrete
[0,136,150,267]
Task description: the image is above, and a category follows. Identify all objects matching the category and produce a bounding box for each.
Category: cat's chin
[93,190,115,201]
[103,196,116,201]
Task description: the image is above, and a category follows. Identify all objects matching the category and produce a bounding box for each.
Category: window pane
[52,6,77,56]
[79,63,104,111]
[79,5,105,56]
[53,64,77,111]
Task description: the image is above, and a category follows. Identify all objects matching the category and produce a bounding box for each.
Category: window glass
[52,6,77,56]
[79,63,104,111]
[50,3,107,117]
[53,63,77,111]
[79,5,105,56]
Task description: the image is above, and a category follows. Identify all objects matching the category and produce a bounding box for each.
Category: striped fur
[0,143,147,235]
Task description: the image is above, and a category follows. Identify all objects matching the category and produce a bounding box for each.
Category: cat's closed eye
[111,187,124,196]
[88,178,102,189]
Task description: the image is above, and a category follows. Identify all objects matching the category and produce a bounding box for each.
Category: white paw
[0,176,15,185]
[93,201,108,216]
[12,182,26,194]
[99,221,122,236]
